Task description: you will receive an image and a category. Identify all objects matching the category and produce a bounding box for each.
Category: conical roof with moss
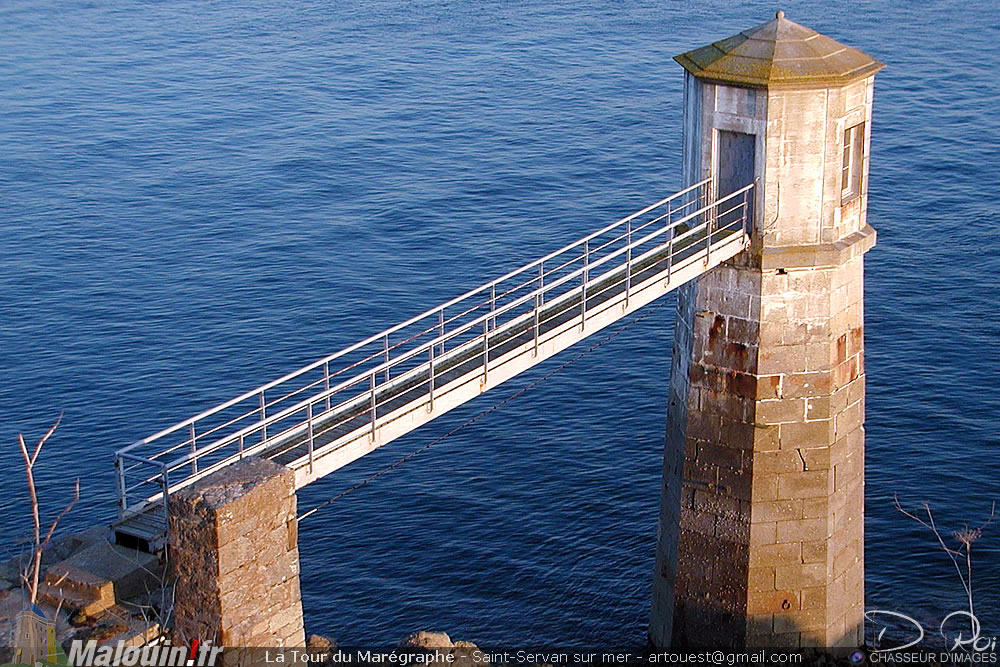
[674,11,884,88]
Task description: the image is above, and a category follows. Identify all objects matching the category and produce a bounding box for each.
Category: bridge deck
[113,179,754,548]
[269,227,745,483]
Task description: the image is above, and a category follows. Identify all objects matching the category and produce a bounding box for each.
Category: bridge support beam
[650,12,883,648]
[169,458,305,647]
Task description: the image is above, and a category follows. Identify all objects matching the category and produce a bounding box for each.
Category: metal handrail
[115,178,711,454]
[117,193,713,487]
[114,179,755,521]
[160,187,730,468]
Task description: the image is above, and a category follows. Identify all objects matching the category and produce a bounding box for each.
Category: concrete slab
[47,541,163,604]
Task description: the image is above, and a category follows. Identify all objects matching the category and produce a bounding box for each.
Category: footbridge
[110,12,881,649]
[113,177,755,547]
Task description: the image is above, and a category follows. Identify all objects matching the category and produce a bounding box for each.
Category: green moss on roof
[674,11,884,88]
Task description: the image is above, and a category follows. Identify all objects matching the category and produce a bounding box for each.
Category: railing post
[307,401,314,472]
[159,463,170,534]
[539,262,545,305]
[490,284,496,331]
[744,185,751,236]
[706,195,713,265]
[259,391,267,443]
[189,423,198,475]
[581,239,589,329]
[533,292,540,356]
[369,373,377,441]
[324,361,331,412]
[115,456,127,520]
[482,319,489,383]
[666,204,673,284]
[384,334,391,383]
[239,433,245,460]
[428,344,435,411]
[438,308,446,356]
[625,219,632,306]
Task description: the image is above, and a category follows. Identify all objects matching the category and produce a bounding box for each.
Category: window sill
[840,190,862,206]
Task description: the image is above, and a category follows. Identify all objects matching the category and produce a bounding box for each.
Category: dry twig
[16,414,81,605]
[894,495,996,628]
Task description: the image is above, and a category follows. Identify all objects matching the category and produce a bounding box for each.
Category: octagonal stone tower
[650,13,883,648]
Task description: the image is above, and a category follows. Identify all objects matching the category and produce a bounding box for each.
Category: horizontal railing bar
[122,459,154,474]
[540,252,587,285]
[186,404,270,447]
[296,233,714,467]
[117,178,714,454]
[262,372,332,413]
[117,452,160,465]
[118,181,756,519]
[494,269,549,305]
[145,439,195,461]
[158,184,752,472]
[125,480,160,494]
[256,236,739,476]
[262,223,752,480]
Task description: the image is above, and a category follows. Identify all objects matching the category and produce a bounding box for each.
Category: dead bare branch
[15,416,79,605]
[895,494,996,637]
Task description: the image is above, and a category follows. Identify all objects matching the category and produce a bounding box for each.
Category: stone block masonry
[169,458,305,648]
[652,239,870,648]
[651,11,882,650]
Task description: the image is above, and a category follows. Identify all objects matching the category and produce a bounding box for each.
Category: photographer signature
[865,610,998,653]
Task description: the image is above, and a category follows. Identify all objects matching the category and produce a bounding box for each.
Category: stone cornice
[760,224,877,270]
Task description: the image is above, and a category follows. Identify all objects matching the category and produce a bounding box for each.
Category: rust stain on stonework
[709,314,726,342]
[726,370,756,398]
[726,342,750,371]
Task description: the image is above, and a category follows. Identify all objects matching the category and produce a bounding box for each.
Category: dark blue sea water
[2,0,998,648]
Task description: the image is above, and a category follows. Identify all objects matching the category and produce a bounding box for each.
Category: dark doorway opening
[716,130,756,232]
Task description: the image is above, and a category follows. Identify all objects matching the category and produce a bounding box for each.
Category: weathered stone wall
[169,458,305,647]
[822,257,866,645]
[653,262,762,648]
[649,279,699,648]
[653,247,869,648]
[747,254,867,647]
[651,66,875,648]
[761,77,876,248]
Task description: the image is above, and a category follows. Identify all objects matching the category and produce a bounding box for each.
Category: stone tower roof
[674,11,884,88]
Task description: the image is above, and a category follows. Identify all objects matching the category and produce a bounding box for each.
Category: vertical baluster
[189,423,198,475]
[533,292,540,356]
[581,239,589,329]
[259,391,267,442]
[115,457,127,519]
[482,319,489,383]
[706,213,713,264]
[159,464,170,532]
[539,262,545,306]
[384,334,391,383]
[239,433,245,460]
[488,284,495,333]
[438,308,445,356]
[701,180,708,240]
[324,361,331,412]
[625,219,632,306]
[428,345,435,411]
[706,183,713,264]
[744,186,751,236]
[666,203,673,283]
[370,373,377,441]
[307,401,314,472]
